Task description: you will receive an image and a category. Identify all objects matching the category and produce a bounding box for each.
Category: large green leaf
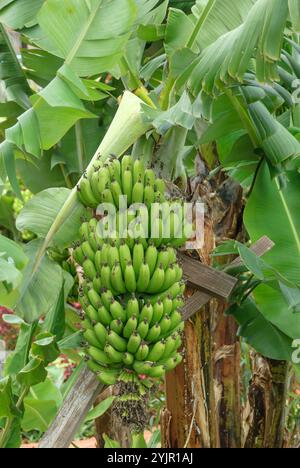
[289,0,300,32]
[191,0,257,50]
[85,396,116,422]
[16,153,67,194]
[34,0,136,77]
[0,377,14,419]
[0,24,30,109]
[4,322,37,376]
[15,239,64,322]
[16,188,85,249]
[0,0,45,29]
[0,234,27,269]
[22,378,62,432]
[244,163,300,340]
[227,299,293,361]
[17,357,47,387]
[188,0,290,95]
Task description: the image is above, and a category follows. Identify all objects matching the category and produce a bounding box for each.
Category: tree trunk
[95,387,131,448]
[163,174,244,449]
[213,310,241,448]
[244,355,289,448]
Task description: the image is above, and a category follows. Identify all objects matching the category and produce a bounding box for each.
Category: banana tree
[0,0,299,448]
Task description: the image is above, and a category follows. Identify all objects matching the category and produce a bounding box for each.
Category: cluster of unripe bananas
[75,155,186,386]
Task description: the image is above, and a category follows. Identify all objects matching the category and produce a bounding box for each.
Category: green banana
[121,155,133,177]
[161,334,179,360]
[124,262,137,293]
[135,342,149,361]
[143,184,155,208]
[78,177,98,208]
[127,331,142,354]
[123,352,134,367]
[73,246,84,265]
[102,187,114,205]
[133,159,144,186]
[83,329,102,349]
[110,262,126,294]
[122,168,133,205]
[137,262,151,293]
[111,178,123,208]
[110,299,127,322]
[174,263,183,282]
[155,178,165,196]
[159,315,172,335]
[97,370,119,386]
[108,243,120,268]
[133,361,153,375]
[146,323,161,342]
[145,243,158,276]
[90,171,103,202]
[173,295,185,311]
[79,222,90,240]
[100,264,113,291]
[167,247,177,264]
[146,265,165,294]
[132,241,144,278]
[150,281,183,304]
[104,343,123,363]
[144,168,155,186]
[101,288,114,310]
[110,319,124,335]
[88,232,98,252]
[98,305,112,327]
[161,265,176,292]
[89,217,98,232]
[88,346,112,365]
[107,330,127,352]
[147,340,166,362]
[87,359,108,374]
[163,295,173,316]
[161,354,183,372]
[123,315,138,338]
[156,248,170,270]
[132,179,144,204]
[81,318,93,331]
[100,243,110,264]
[94,250,102,274]
[94,322,108,348]
[137,319,149,340]
[126,294,140,321]
[92,275,102,293]
[111,158,121,185]
[151,301,164,325]
[87,290,102,311]
[83,258,97,280]
[86,305,99,323]
[148,364,165,378]
[119,241,132,274]
[170,310,183,330]
[139,302,153,323]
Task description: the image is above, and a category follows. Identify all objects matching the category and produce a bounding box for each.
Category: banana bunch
[75,154,186,387]
[80,285,185,384]
[77,155,165,209]
[75,239,183,296]
[48,248,79,301]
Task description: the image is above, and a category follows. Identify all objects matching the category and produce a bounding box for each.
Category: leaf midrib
[276,178,300,258]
